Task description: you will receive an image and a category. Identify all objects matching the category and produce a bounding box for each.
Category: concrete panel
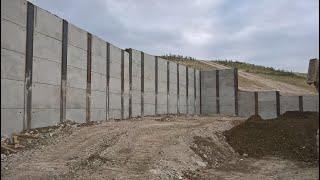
[32,58,61,85]
[66,109,86,123]
[91,109,106,122]
[188,69,195,114]
[109,77,121,93]
[1,79,24,108]
[1,48,25,81]
[258,91,277,119]
[92,35,106,57]
[91,72,106,92]
[132,90,141,117]
[92,54,106,74]
[109,109,121,120]
[66,88,86,109]
[238,91,255,118]
[1,0,27,27]
[280,96,299,114]
[34,6,62,40]
[67,45,87,69]
[68,23,87,50]
[123,51,130,119]
[31,109,60,128]
[303,95,319,112]
[219,69,235,116]
[1,108,24,136]
[91,91,106,109]
[200,71,216,115]
[110,44,121,62]
[109,93,121,109]
[195,70,200,114]
[33,32,62,62]
[67,66,87,89]
[1,19,26,53]
[110,61,121,78]
[32,83,60,109]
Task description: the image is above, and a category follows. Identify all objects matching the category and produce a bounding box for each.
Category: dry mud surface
[1,115,319,180]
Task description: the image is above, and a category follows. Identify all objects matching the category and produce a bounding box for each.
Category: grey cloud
[29,0,318,72]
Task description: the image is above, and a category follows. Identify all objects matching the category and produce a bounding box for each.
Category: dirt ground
[1,115,319,180]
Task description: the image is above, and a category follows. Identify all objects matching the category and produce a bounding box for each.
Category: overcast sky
[29,0,319,73]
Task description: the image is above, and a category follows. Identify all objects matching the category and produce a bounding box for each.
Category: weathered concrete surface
[168,62,178,114]
[195,70,201,114]
[280,96,299,114]
[219,69,236,116]
[91,35,106,121]
[179,65,187,114]
[258,91,277,119]
[303,95,319,112]
[123,51,130,119]
[143,53,155,116]
[31,6,62,128]
[109,44,122,119]
[130,49,142,117]
[238,91,255,118]
[157,57,167,115]
[201,71,217,115]
[188,68,195,114]
[1,0,27,136]
[66,23,87,123]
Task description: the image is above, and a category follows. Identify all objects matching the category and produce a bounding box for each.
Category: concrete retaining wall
[143,53,155,116]
[66,23,87,123]
[1,0,318,136]
[201,71,217,115]
[179,65,187,114]
[238,91,255,118]
[157,57,168,115]
[303,95,319,112]
[31,6,62,128]
[168,62,178,114]
[91,35,107,122]
[1,0,27,135]
[280,95,299,114]
[128,49,141,117]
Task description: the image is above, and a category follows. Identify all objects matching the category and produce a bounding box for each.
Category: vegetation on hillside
[213,60,299,76]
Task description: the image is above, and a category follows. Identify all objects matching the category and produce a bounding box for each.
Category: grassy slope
[213,60,316,92]
[159,55,316,93]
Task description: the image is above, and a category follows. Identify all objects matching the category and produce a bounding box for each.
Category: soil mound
[224,111,319,163]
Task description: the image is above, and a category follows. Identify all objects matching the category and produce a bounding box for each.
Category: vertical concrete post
[24,2,35,130]
[141,52,144,117]
[299,96,303,112]
[254,91,259,115]
[167,61,170,115]
[216,70,220,114]
[177,64,180,114]
[121,50,124,119]
[234,68,239,116]
[60,20,68,123]
[186,67,189,114]
[276,91,280,117]
[106,42,110,120]
[155,56,158,115]
[86,33,92,122]
[128,49,132,118]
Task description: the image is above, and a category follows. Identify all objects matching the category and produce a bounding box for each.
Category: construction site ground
[1,115,318,180]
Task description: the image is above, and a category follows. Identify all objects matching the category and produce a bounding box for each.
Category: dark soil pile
[224,111,319,163]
